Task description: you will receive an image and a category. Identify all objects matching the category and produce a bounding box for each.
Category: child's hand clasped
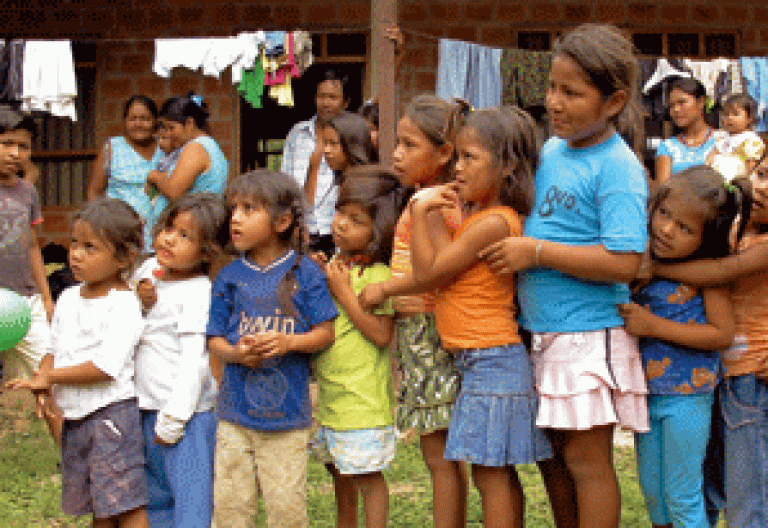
[479,237,537,275]
[359,282,386,311]
[236,334,266,369]
[618,302,654,337]
[411,183,460,213]
[5,369,51,393]
[325,259,353,299]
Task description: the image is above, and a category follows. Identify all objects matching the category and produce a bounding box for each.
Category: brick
[210,4,241,30]
[202,76,228,93]
[660,5,687,23]
[339,4,369,24]
[415,71,436,91]
[529,3,560,22]
[170,76,202,96]
[216,95,235,118]
[241,5,271,24]
[755,7,768,21]
[307,4,335,20]
[691,6,717,23]
[273,4,302,26]
[134,77,167,98]
[401,3,427,22]
[178,6,206,25]
[101,79,133,97]
[448,26,477,42]
[595,4,625,22]
[430,3,462,22]
[121,54,152,74]
[564,4,590,23]
[42,213,69,234]
[465,5,493,22]
[101,55,121,73]
[627,3,656,22]
[113,9,148,37]
[81,8,116,37]
[722,6,749,22]
[209,122,232,143]
[481,25,513,47]
[498,4,526,22]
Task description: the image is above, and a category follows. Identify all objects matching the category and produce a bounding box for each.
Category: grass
[0,392,726,527]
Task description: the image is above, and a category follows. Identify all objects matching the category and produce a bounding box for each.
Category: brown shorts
[60,398,148,519]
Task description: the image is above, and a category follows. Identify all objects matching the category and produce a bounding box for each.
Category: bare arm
[620,287,734,350]
[655,155,672,184]
[87,141,110,201]
[147,142,209,201]
[28,226,54,321]
[655,242,768,286]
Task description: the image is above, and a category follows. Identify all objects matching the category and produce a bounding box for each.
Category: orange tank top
[435,206,522,350]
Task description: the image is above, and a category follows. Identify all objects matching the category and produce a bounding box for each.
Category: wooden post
[371,0,397,166]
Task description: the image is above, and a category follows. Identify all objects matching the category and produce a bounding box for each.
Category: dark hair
[225,169,307,319]
[325,111,378,182]
[649,165,753,261]
[359,100,379,128]
[123,95,158,120]
[0,105,35,136]
[461,107,539,216]
[402,94,467,183]
[151,193,230,280]
[317,69,350,102]
[74,198,143,265]
[722,93,758,123]
[336,166,404,264]
[160,92,210,131]
[554,24,639,132]
[668,77,707,101]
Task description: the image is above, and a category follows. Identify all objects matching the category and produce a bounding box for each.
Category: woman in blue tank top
[146,93,229,228]
[87,95,162,245]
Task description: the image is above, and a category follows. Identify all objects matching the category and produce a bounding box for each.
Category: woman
[655,77,715,183]
[146,94,228,225]
[87,95,162,245]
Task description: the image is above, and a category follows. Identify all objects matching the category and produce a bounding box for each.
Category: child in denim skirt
[8,199,149,527]
[410,107,552,526]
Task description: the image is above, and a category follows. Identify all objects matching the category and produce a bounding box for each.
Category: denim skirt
[444,343,553,466]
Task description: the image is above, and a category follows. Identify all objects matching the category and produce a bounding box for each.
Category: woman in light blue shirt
[655,77,715,182]
[146,93,228,230]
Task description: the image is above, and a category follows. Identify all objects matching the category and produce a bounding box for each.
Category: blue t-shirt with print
[518,134,648,332]
[655,134,716,174]
[207,251,338,431]
[634,279,719,395]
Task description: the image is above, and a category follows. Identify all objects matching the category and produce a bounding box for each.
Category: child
[311,168,401,528]
[652,154,768,527]
[0,105,55,383]
[322,110,378,186]
[133,193,229,527]
[617,165,747,528]
[410,106,552,528]
[479,24,650,528]
[358,94,469,528]
[7,198,149,528]
[708,93,766,182]
[207,169,338,528]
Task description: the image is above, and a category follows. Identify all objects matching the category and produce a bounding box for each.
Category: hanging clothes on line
[0,40,24,103]
[436,38,502,110]
[740,57,768,132]
[500,48,551,109]
[21,40,77,120]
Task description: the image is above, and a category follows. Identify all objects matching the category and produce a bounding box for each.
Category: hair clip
[705,96,715,114]
[723,181,737,194]
[190,94,203,107]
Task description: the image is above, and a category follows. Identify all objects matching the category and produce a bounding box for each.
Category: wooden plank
[372,0,397,165]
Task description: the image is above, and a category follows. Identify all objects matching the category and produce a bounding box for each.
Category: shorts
[310,425,396,474]
[444,344,552,466]
[394,313,461,435]
[531,327,649,432]
[1,294,50,380]
[61,398,148,519]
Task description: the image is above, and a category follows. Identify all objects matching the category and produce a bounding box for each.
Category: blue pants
[635,394,713,527]
[722,374,768,528]
[141,410,217,528]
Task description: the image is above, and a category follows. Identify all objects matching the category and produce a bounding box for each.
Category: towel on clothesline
[21,40,77,120]
[436,39,502,110]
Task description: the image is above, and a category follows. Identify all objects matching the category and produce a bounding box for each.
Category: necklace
[680,127,712,148]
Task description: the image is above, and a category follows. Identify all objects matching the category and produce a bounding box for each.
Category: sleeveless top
[152,135,229,221]
[435,206,522,349]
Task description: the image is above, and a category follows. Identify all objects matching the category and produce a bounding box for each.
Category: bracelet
[534,240,542,266]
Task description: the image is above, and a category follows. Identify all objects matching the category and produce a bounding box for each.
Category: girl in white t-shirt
[7,198,149,528]
[133,193,229,528]
[709,93,766,182]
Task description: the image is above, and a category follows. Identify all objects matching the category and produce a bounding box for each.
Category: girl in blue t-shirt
[206,169,338,528]
[479,24,649,527]
[618,165,749,527]
[655,77,715,183]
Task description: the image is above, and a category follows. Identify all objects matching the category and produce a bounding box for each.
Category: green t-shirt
[313,262,395,430]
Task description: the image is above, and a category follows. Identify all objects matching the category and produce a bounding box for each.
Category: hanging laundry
[293,31,314,77]
[21,40,77,120]
[500,48,551,109]
[0,40,24,102]
[684,59,731,100]
[643,58,692,94]
[740,58,768,131]
[269,80,294,107]
[436,39,501,109]
[238,58,264,109]
[264,32,286,57]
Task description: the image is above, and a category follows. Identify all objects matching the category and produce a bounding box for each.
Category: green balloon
[0,288,32,351]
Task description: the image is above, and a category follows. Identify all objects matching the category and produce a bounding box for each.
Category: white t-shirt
[51,285,143,420]
[133,258,217,421]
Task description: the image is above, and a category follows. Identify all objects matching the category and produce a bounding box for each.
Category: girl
[322,110,378,185]
[652,154,768,527]
[206,169,337,528]
[656,77,715,184]
[358,94,469,528]
[479,24,650,528]
[410,106,552,528]
[312,167,401,528]
[708,93,766,182]
[7,198,149,528]
[146,93,228,223]
[618,165,748,528]
[133,193,229,528]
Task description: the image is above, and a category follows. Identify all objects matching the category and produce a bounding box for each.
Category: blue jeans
[141,410,217,528]
[635,394,713,527]
[722,374,768,527]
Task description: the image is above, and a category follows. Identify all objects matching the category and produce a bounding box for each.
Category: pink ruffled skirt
[531,327,649,432]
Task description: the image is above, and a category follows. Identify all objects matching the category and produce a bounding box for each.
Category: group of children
[4,20,768,528]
